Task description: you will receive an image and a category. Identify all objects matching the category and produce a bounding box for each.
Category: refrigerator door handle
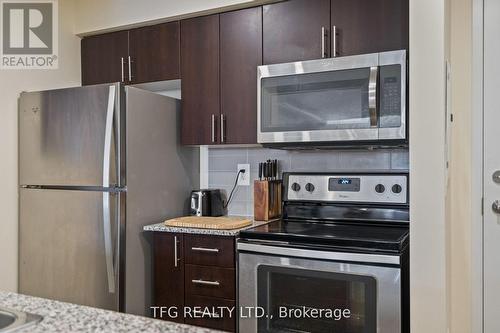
[103,85,116,293]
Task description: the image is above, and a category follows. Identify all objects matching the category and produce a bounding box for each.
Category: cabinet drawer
[184,235,235,268]
[185,295,236,332]
[185,264,235,299]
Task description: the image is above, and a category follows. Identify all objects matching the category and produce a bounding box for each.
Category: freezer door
[19,188,121,310]
[19,83,122,187]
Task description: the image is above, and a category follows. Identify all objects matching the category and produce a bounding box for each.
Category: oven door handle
[368,66,379,128]
[237,242,400,265]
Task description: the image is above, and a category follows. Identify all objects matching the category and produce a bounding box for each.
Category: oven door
[238,243,401,333]
[257,50,406,145]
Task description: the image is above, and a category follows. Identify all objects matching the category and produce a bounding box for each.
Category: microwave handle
[368,66,378,127]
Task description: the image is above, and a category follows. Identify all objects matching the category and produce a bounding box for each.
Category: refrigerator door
[124,87,199,316]
[19,188,121,310]
[19,83,122,187]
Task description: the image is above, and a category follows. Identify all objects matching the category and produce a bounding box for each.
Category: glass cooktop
[239,219,409,253]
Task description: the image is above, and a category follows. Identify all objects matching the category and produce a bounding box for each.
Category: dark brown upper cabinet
[262,0,409,65]
[180,14,220,145]
[81,22,180,86]
[128,22,180,84]
[81,31,129,86]
[262,0,331,64]
[331,0,409,57]
[220,7,262,144]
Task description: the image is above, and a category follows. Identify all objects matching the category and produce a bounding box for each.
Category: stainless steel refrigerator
[18,83,198,315]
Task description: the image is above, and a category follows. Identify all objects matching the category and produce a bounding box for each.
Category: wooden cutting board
[164,216,252,230]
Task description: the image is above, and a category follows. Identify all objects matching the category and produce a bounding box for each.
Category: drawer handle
[192,279,220,286]
[191,247,220,253]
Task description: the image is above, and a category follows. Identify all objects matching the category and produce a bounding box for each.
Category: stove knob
[291,182,301,192]
[392,184,403,194]
[375,184,385,193]
[305,183,315,192]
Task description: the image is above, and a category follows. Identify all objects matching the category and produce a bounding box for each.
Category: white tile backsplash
[208,147,409,217]
[390,150,410,170]
[338,151,392,170]
[209,154,247,172]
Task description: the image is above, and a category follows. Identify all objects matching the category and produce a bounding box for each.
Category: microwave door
[258,53,380,144]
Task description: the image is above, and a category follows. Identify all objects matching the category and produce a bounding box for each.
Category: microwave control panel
[379,64,402,127]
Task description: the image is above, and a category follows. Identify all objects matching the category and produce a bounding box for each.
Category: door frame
[472,0,484,331]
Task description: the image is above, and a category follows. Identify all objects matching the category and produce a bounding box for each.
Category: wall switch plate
[237,164,250,186]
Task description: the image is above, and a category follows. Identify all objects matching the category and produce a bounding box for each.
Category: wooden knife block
[254,180,282,221]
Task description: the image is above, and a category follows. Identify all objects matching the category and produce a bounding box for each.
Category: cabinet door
[129,22,180,84]
[263,0,330,64]
[331,0,409,56]
[220,7,262,144]
[153,233,184,323]
[81,31,129,85]
[180,15,220,145]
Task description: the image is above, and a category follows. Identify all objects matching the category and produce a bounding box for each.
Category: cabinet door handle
[192,279,220,286]
[321,27,327,58]
[333,25,338,57]
[128,56,133,82]
[211,114,216,143]
[174,236,180,268]
[220,114,226,143]
[120,57,125,82]
[191,247,220,253]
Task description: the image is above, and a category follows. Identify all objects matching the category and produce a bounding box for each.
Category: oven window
[257,265,377,333]
[260,68,372,133]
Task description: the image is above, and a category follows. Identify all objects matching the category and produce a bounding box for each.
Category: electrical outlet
[237,164,250,186]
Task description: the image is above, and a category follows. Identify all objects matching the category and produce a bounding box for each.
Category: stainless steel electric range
[238,172,409,333]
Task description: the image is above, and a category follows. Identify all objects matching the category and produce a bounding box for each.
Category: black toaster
[190,189,224,217]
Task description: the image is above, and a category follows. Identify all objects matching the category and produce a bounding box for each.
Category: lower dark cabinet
[152,233,184,323]
[152,233,236,332]
[185,295,236,332]
[185,264,236,299]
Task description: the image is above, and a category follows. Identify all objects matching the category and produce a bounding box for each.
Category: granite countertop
[0,292,221,333]
[143,217,272,236]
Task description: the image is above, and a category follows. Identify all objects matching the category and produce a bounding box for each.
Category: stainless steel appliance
[257,50,407,147]
[238,172,409,333]
[18,84,199,316]
[190,189,224,216]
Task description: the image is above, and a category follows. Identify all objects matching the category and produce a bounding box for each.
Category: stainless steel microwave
[257,50,407,146]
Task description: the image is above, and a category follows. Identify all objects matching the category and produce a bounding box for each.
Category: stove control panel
[285,173,408,204]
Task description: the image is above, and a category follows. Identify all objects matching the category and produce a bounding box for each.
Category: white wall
[448,0,473,331]
[0,0,81,292]
[409,0,449,331]
[74,0,268,35]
